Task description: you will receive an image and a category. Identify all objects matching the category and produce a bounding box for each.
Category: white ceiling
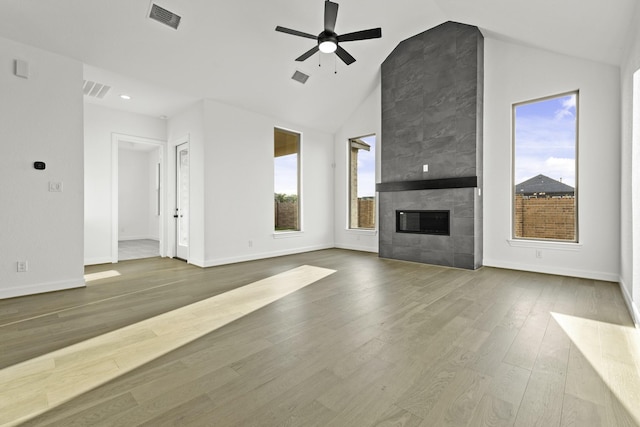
[0,0,636,132]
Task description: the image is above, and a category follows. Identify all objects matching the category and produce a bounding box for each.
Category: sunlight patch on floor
[552,312,640,424]
[84,269,122,282]
[0,265,335,427]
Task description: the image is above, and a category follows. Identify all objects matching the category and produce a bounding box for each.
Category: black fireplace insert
[396,210,450,235]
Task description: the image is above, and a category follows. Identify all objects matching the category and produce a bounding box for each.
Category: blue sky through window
[357,135,376,198]
[274,153,298,196]
[514,93,577,188]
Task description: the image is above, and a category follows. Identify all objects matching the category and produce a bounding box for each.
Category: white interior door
[175,143,189,260]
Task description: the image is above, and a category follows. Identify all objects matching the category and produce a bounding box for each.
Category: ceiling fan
[275,0,382,65]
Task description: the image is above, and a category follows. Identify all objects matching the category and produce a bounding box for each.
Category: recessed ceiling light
[120,94,131,100]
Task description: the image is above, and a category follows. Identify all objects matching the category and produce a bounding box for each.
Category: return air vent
[83,80,111,99]
[291,70,309,84]
[149,3,181,30]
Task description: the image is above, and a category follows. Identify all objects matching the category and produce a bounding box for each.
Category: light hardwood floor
[0,249,638,426]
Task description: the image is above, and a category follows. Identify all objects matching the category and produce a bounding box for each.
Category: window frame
[347,134,377,231]
[273,127,302,234]
[511,90,579,243]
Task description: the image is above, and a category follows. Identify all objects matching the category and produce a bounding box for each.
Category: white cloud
[554,94,577,121]
[515,156,575,187]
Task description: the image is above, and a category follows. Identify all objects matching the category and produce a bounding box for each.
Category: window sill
[345,228,377,236]
[507,239,582,251]
[273,231,304,239]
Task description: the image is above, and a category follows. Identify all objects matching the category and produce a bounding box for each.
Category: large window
[349,135,376,229]
[513,91,578,242]
[274,128,300,232]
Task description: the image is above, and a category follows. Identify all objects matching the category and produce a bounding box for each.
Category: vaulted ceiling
[0,0,636,132]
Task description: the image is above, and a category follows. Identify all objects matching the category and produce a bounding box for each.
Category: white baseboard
[84,257,114,266]
[619,277,640,329]
[118,236,159,241]
[187,257,206,268]
[203,244,335,268]
[0,277,85,299]
[482,258,619,282]
[334,242,378,253]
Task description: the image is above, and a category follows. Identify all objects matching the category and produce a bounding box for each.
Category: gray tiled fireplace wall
[379,21,483,269]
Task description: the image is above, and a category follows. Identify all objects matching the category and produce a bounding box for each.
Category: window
[274,128,301,232]
[513,91,578,242]
[349,135,376,229]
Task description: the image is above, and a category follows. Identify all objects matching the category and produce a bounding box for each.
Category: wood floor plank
[513,369,565,427]
[564,343,606,406]
[395,344,470,419]
[228,369,341,427]
[560,394,607,427]
[487,362,531,407]
[0,249,638,427]
[503,311,548,370]
[467,394,517,427]
[468,325,519,376]
[24,393,138,427]
[372,404,423,427]
[417,368,491,426]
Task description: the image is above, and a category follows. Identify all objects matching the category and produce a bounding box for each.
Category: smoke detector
[148,3,181,30]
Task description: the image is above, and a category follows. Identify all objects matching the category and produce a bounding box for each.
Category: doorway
[111,134,166,263]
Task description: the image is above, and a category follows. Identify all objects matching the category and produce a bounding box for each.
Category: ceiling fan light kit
[275,0,381,65]
[319,36,338,53]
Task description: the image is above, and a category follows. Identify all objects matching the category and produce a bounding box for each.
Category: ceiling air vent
[291,70,309,84]
[83,80,111,99]
[149,3,181,30]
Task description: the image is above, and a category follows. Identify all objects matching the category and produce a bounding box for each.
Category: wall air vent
[83,80,111,99]
[149,3,181,30]
[291,70,309,84]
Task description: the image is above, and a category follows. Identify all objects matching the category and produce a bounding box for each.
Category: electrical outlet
[423,164,429,172]
[535,250,543,259]
[248,240,253,248]
[49,181,63,192]
[17,261,28,272]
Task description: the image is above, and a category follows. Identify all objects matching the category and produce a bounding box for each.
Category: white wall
[200,99,335,266]
[0,36,85,298]
[166,101,205,264]
[84,104,166,265]
[620,5,640,327]
[166,100,334,267]
[334,80,381,253]
[483,38,621,282]
[118,148,156,240]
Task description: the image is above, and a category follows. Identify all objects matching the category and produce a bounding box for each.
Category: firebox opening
[396,210,450,236]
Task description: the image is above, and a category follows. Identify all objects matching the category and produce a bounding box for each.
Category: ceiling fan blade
[275,26,317,40]
[324,1,339,33]
[296,45,320,61]
[335,45,356,65]
[337,28,382,43]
